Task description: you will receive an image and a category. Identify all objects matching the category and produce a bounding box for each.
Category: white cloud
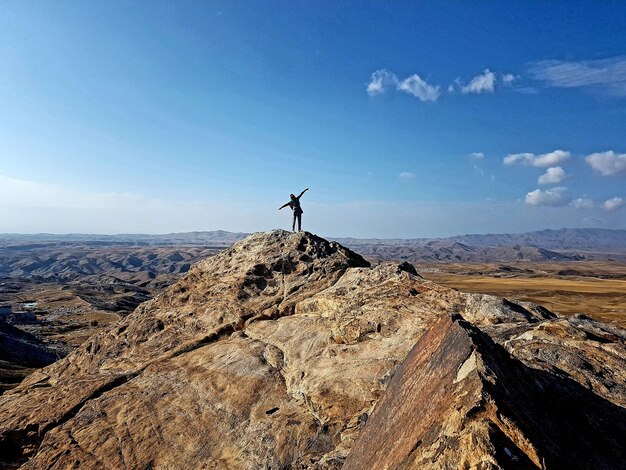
[525,187,568,206]
[570,198,594,210]
[585,151,626,176]
[529,56,626,96]
[397,74,441,102]
[470,152,485,160]
[367,69,440,102]
[366,69,397,96]
[538,166,567,185]
[398,172,416,180]
[504,152,537,166]
[502,73,517,85]
[370,68,518,100]
[602,197,624,212]
[504,150,570,168]
[461,69,496,94]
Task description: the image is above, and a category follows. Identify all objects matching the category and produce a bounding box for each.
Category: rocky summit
[0,230,624,469]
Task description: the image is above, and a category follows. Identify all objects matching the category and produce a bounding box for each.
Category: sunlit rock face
[0,230,624,469]
[344,314,626,469]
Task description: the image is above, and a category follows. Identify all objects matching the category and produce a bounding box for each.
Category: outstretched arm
[296,188,309,199]
[278,202,290,210]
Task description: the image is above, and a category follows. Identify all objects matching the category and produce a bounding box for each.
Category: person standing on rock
[279,188,308,232]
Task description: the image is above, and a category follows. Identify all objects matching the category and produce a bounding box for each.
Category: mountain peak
[0,232,624,468]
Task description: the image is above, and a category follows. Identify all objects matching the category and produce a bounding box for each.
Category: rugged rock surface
[0,230,624,469]
[344,314,626,469]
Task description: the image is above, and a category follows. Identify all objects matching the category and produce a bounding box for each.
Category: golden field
[419,261,626,328]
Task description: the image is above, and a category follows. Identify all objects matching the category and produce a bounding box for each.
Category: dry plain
[419,261,626,327]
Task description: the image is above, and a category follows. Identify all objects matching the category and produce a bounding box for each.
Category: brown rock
[344,314,626,469]
[0,230,624,469]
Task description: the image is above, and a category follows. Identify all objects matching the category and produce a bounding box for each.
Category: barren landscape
[1,230,624,468]
[0,240,226,391]
[2,228,624,394]
[420,261,626,327]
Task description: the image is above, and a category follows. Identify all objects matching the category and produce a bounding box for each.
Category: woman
[279,188,309,232]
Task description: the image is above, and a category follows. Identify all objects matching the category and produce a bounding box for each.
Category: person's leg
[297,213,302,231]
[292,213,296,232]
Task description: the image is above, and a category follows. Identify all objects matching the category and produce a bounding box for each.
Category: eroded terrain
[0,242,224,391]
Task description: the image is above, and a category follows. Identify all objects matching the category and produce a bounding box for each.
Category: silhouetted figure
[279,188,308,232]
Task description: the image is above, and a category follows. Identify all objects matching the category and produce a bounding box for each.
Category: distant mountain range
[334,228,626,251]
[1,228,625,267]
[332,228,626,263]
[2,228,624,251]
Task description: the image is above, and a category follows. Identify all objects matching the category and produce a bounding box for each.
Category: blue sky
[1,1,625,237]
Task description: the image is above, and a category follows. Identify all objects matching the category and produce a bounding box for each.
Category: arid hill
[0,242,221,284]
[350,242,591,264]
[335,227,626,251]
[0,231,624,469]
[0,243,225,387]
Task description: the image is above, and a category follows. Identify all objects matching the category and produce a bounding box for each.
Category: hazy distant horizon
[2,225,625,242]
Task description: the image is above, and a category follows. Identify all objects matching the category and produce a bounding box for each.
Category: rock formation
[0,230,624,469]
[344,314,626,469]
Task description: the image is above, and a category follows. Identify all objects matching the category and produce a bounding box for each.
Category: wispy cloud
[366,69,397,96]
[525,187,568,206]
[461,69,496,94]
[366,70,440,102]
[528,56,626,96]
[570,198,594,210]
[470,152,485,160]
[504,150,570,168]
[585,151,626,176]
[396,74,441,101]
[398,172,416,180]
[602,197,624,212]
[538,166,567,185]
[515,86,539,95]
[368,68,513,101]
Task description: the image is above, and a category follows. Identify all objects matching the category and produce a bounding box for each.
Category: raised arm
[296,188,309,199]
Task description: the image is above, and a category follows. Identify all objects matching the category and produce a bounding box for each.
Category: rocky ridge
[0,230,624,469]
